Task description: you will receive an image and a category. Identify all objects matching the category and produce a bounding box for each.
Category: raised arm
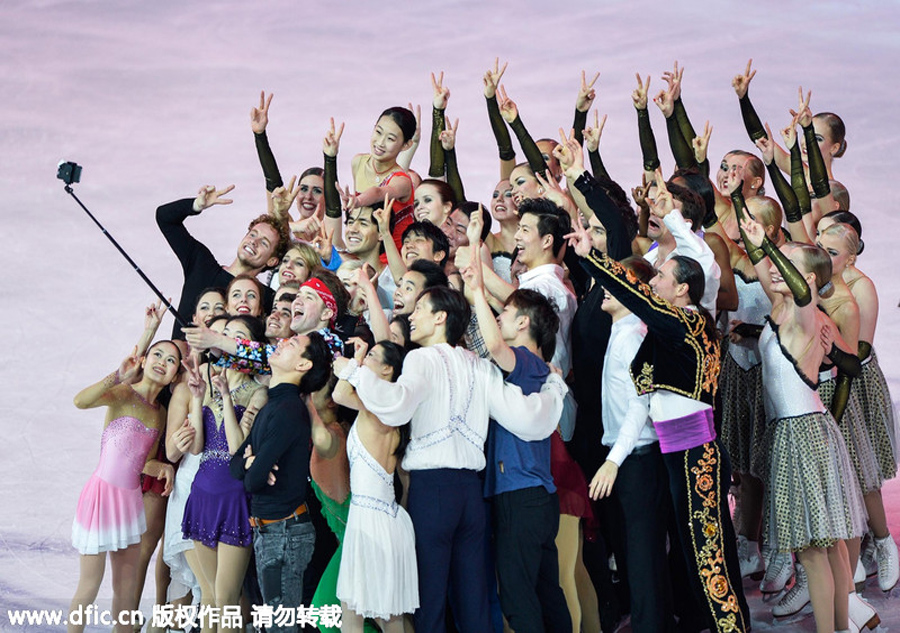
[182,354,207,455]
[794,88,836,215]
[483,58,516,179]
[654,80,698,171]
[756,121,812,244]
[323,118,346,250]
[335,351,431,427]
[354,265,392,343]
[573,70,599,145]
[250,91,284,194]
[732,59,766,142]
[429,72,449,178]
[155,186,234,271]
[566,220,693,343]
[460,207,516,371]
[488,368,567,441]
[632,74,659,182]
[498,84,549,179]
[556,131,631,260]
[73,346,142,410]
[583,110,610,180]
[134,301,167,358]
[440,117,466,204]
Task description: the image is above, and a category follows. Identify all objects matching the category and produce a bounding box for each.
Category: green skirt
[310,479,379,632]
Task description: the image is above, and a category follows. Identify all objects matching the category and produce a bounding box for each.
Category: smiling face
[291,286,329,335]
[408,294,444,346]
[278,247,314,285]
[193,290,226,326]
[491,179,518,222]
[296,174,324,219]
[371,115,409,163]
[237,222,280,270]
[269,334,312,374]
[344,207,381,256]
[496,302,525,344]
[514,212,551,269]
[265,299,294,340]
[392,270,427,315]
[649,259,684,304]
[226,279,262,317]
[142,341,181,386]
[414,183,453,224]
[401,232,442,266]
[508,166,541,205]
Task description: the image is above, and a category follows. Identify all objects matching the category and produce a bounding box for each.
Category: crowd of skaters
[66,57,900,633]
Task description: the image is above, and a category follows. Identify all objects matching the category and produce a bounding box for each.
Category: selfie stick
[62,182,189,328]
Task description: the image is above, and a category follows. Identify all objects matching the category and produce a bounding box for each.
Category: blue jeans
[253,518,316,633]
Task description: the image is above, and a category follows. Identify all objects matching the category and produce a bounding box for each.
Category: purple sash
[653,408,715,454]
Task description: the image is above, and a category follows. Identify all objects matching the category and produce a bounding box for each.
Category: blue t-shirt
[483,346,556,497]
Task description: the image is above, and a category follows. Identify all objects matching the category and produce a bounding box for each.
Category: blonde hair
[821,223,859,262]
[746,196,783,236]
[283,242,321,277]
[792,242,834,298]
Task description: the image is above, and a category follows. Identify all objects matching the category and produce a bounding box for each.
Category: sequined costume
[181,380,263,548]
[72,416,159,555]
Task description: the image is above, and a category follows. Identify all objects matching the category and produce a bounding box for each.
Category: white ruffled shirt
[339,343,568,472]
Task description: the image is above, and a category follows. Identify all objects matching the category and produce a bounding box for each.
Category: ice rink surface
[1,0,898,630]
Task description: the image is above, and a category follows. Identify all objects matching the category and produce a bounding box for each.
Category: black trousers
[662,440,750,633]
[612,444,677,633]
[408,469,490,633]
[492,487,572,633]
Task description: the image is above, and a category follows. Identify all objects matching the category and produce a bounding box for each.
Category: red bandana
[301,278,337,327]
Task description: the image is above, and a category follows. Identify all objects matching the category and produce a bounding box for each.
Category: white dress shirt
[339,343,568,471]
[517,263,577,377]
[601,314,656,466]
[643,208,721,315]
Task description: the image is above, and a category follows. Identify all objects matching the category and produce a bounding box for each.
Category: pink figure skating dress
[72,416,158,555]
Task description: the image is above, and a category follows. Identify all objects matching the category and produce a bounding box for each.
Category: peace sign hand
[583,111,607,153]
[323,118,345,158]
[731,59,756,99]
[780,113,800,149]
[576,70,600,113]
[144,300,168,332]
[483,57,508,99]
[250,91,274,134]
[790,87,813,128]
[431,71,451,110]
[553,127,584,175]
[631,73,651,110]
[439,118,460,151]
[497,85,518,123]
[692,121,713,164]
[271,176,300,223]
[193,185,235,213]
[754,123,776,165]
